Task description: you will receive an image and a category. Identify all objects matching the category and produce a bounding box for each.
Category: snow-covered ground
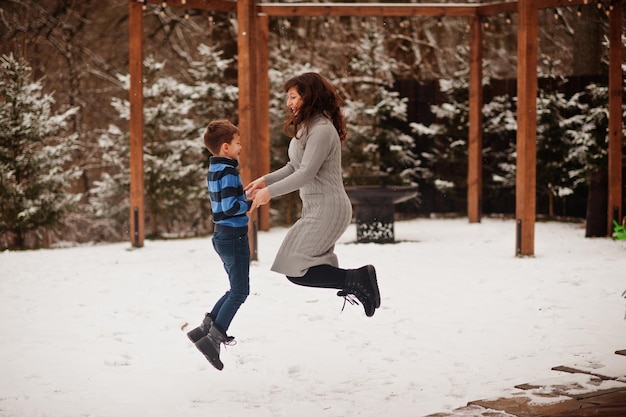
[1,217,624,417]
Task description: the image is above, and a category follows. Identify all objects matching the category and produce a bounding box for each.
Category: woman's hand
[251,188,271,211]
[245,177,266,199]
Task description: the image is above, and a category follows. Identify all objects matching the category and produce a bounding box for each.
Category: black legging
[287,264,347,289]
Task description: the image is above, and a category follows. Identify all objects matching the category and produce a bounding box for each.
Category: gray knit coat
[265,114,352,277]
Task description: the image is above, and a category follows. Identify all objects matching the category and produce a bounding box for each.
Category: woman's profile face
[286,87,304,116]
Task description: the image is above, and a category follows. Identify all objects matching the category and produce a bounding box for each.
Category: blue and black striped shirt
[208,157,252,235]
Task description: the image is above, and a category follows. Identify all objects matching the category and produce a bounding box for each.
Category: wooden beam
[474,0,593,16]
[515,0,538,256]
[468,14,483,223]
[129,0,145,248]
[257,3,481,17]
[533,0,593,8]
[237,0,260,260]
[607,0,623,235]
[256,0,592,18]
[476,2,518,15]
[138,0,596,16]
[257,14,271,232]
[141,0,236,13]
[477,0,594,15]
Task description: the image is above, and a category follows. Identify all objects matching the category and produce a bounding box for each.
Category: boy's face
[222,132,241,161]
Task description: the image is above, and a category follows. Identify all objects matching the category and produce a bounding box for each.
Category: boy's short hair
[203,120,239,155]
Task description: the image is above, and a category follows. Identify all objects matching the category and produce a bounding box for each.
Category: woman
[246,72,381,317]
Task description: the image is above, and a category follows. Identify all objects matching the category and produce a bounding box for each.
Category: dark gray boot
[186,313,214,343]
[195,324,228,371]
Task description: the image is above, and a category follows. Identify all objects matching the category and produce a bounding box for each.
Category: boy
[187,120,252,371]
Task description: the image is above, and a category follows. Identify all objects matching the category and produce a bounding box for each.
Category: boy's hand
[251,188,271,211]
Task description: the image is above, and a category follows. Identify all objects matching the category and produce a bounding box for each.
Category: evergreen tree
[412,75,520,214]
[0,53,80,249]
[482,92,517,212]
[566,73,626,234]
[89,124,131,240]
[341,24,417,186]
[567,84,611,182]
[535,65,583,217]
[411,77,470,211]
[188,44,239,123]
[570,33,626,235]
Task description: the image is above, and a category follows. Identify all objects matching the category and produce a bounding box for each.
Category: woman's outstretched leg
[287,264,380,316]
[287,264,346,289]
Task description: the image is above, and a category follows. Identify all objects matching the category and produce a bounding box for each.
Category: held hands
[245,177,270,211]
[250,188,271,211]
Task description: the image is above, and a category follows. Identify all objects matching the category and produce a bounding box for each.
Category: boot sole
[194,336,224,371]
[366,265,381,308]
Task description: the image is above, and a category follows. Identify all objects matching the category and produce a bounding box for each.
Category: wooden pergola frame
[128,0,623,257]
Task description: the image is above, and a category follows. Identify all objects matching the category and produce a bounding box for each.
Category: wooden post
[257,14,271,232]
[515,0,538,256]
[607,0,623,235]
[467,14,483,223]
[237,0,259,259]
[129,0,144,248]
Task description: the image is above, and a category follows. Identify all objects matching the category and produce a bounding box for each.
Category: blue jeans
[210,232,250,332]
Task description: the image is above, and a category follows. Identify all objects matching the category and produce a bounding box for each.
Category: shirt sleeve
[220,174,251,216]
[264,159,296,186]
[266,124,334,198]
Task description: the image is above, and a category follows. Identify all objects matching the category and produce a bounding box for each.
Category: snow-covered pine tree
[142,58,207,238]
[412,75,520,214]
[340,23,417,186]
[89,123,130,240]
[188,44,238,124]
[565,34,626,236]
[535,61,585,218]
[91,57,202,238]
[411,76,470,211]
[566,76,626,236]
[566,44,626,189]
[482,91,517,213]
[567,84,610,178]
[0,53,81,249]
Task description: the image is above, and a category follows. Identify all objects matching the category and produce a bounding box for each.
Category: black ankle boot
[337,265,380,317]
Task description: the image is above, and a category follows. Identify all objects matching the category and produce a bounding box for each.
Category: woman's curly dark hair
[283,72,347,143]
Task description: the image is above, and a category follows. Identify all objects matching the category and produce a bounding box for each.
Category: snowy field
[1,217,625,417]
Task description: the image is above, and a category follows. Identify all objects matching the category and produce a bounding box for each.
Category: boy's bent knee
[231,292,248,304]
